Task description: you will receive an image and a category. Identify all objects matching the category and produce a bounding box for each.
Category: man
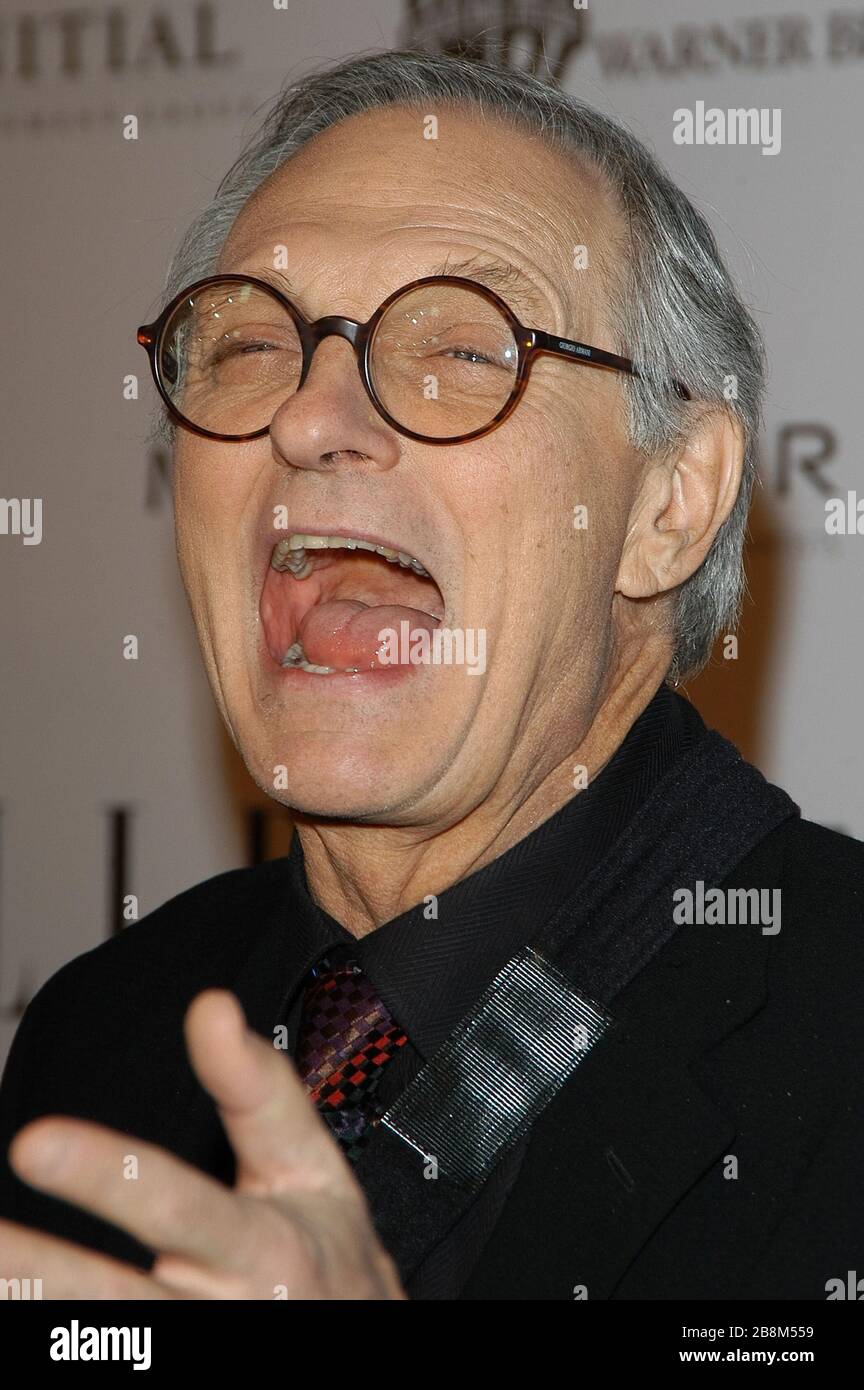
[1,49,862,1301]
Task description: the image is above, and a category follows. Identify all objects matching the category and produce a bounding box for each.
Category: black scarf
[354,721,799,1287]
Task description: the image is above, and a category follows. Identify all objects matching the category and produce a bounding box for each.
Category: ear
[615,407,745,599]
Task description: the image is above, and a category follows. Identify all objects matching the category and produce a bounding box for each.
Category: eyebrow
[252,266,295,297]
[248,256,549,324]
[427,255,548,322]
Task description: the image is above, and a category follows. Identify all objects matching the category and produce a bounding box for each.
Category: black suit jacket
[1,814,863,1299]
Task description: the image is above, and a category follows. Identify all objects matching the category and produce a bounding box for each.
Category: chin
[237,727,431,822]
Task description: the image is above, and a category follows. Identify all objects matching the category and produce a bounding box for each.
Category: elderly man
[1,49,861,1303]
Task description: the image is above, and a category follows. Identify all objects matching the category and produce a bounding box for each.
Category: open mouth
[260,532,446,675]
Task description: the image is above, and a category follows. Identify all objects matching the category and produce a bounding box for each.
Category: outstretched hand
[0,990,406,1300]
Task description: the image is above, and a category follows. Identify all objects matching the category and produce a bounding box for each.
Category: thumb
[183,989,351,1194]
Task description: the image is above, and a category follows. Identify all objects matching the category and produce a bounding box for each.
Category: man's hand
[0,990,406,1299]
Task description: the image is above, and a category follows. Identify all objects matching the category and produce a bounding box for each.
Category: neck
[294,646,673,936]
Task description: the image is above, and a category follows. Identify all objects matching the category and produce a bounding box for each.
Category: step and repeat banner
[2,0,862,1062]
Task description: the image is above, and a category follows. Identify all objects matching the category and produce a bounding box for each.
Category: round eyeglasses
[137,273,690,445]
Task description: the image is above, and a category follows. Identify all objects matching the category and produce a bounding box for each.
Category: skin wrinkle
[253,252,554,329]
[171,104,743,935]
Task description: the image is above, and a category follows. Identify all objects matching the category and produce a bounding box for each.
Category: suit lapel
[461,893,774,1299]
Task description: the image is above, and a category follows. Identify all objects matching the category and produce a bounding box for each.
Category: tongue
[298,600,439,670]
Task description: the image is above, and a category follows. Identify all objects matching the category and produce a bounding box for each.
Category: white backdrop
[3,0,863,1064]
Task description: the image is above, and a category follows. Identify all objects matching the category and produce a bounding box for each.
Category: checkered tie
[295,947,408,1162]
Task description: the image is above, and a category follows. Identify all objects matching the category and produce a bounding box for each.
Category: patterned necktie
[295,946,408,1162]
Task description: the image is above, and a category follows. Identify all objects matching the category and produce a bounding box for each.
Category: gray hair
[162,48,765,682]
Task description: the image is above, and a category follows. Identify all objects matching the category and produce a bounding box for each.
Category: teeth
[270,534,430,578]
[280,641,336,675]
[281,640,360,675]
[297,660,335,675]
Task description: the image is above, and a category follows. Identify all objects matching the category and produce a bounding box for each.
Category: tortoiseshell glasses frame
[137,273,691,446]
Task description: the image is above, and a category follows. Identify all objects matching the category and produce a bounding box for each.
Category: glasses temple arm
[531,330,691,401]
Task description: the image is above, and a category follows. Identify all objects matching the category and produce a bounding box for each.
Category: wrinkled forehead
[217,103,621,333]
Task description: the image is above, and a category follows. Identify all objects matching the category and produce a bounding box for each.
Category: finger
[0,1218,178,1300]
[183,990,354,1195]
[9,1115,247,1268]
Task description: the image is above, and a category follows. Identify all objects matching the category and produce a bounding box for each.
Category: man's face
[172,105,643,826]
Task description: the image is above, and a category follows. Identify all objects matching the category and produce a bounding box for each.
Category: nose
[268,332,401,475]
